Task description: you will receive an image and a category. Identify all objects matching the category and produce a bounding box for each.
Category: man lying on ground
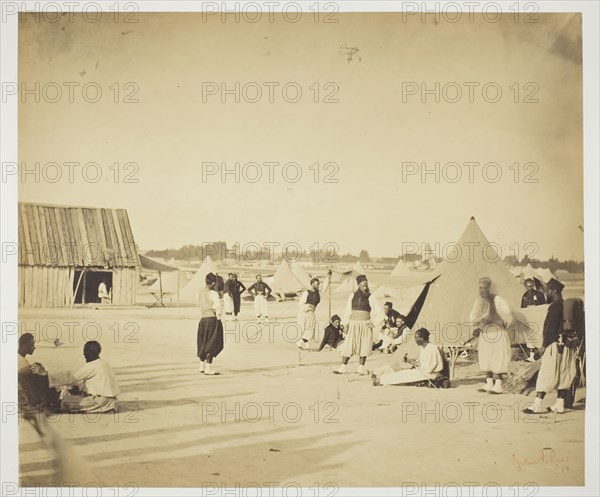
[370,328,444,386]
[18,333,60,413]
[58,341,120,413]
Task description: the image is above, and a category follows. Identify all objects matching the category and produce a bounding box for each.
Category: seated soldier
[373,302,402,351]
[370,328,445,386]
[58,341,120,414]
[18,333,60,412]
[318,315,345,351]
[382,314,411,353]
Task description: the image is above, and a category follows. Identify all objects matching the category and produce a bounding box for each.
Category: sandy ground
[18,287,585,489]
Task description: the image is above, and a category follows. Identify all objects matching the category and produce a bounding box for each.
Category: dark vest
[307,290,320,306]
[385,308,401,324]
[351,291,371,312]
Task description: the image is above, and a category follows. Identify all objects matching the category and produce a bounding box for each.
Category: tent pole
[158,270,164,306]
[177,268,180,307]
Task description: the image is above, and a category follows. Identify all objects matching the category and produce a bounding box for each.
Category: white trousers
[254,295,269,318]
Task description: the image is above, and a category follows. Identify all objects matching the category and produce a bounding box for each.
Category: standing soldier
[296,274,330,350]
[334,275,384,375]
[521,277,547,361]
[470,277,513,394]
[223,273,235,322]
[230,273,246,321]
[196,272,224,376]
[524,278,579,414]
[247,274,272,324]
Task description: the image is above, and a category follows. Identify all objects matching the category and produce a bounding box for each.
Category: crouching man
[59,341,120,413]
[370,328,444,386]
[18,333,61,413]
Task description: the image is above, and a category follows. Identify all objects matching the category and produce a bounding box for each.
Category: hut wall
[19,266,73,308]
[111,268,137,305]
[19,266,137,307]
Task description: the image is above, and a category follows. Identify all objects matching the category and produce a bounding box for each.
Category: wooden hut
[18,202,140,307]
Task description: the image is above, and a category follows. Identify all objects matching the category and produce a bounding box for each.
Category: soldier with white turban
[470,276,513,394]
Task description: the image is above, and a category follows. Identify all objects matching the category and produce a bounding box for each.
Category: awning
[138,253,177,272]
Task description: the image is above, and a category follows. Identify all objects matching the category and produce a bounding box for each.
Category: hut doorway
[72,270,113,304]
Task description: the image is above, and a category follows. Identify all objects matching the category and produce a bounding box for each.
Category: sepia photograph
[1,2,599,496]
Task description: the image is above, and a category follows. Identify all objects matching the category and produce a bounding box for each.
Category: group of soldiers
[291,271,584,410]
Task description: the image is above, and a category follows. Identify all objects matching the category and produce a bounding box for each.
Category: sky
[18,12,584,260]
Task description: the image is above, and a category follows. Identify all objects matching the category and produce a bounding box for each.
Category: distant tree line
[504,255,584,273]
[146,242,227,262]
[145,243,583,272]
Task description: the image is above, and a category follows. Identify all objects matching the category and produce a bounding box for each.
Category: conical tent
[291,262,313,289]
[177,256,220,302]
[536,267,555,283]
[390,258,412,277]
[412,217,532,345]
[271,260,306,295]
[509,266,523,277]
[333,277,357,294]
[333,261,372,293]
[353,261,367,274]
[373,284,425,314]
[521,264,538,280]
[423,243,434,261]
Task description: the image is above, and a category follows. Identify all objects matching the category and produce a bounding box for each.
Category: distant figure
[470,277,513,394]
[247,274,272,324]
[521,278,546,308]
[228,273,246,321]
[196,272,224,375]
[98,280,110,304]
[370,328,444,386]
[296,273,330,350]
[521,277,546,361]
[223,273,235,322]
[18,333,60,412]
[59,341,120,413]
[333,275,384,375]
[318,315,345,351]
[524,279,579,414]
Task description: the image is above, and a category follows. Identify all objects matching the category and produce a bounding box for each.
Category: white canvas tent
[177,256,220,303]
[372,284,426,316]
[521,264,539,281]
[147,270,189,297]
[269,260,307,297]
[334,261,372,293]
[388,257,440,289]
[390,258,413,277]
[423,243,437,268]
[291,261,313,289]
[536,267,555,283]
[412,217,538,345]
[509,265,522,277]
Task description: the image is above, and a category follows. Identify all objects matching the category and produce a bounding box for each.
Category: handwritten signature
[512,448,570,472]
